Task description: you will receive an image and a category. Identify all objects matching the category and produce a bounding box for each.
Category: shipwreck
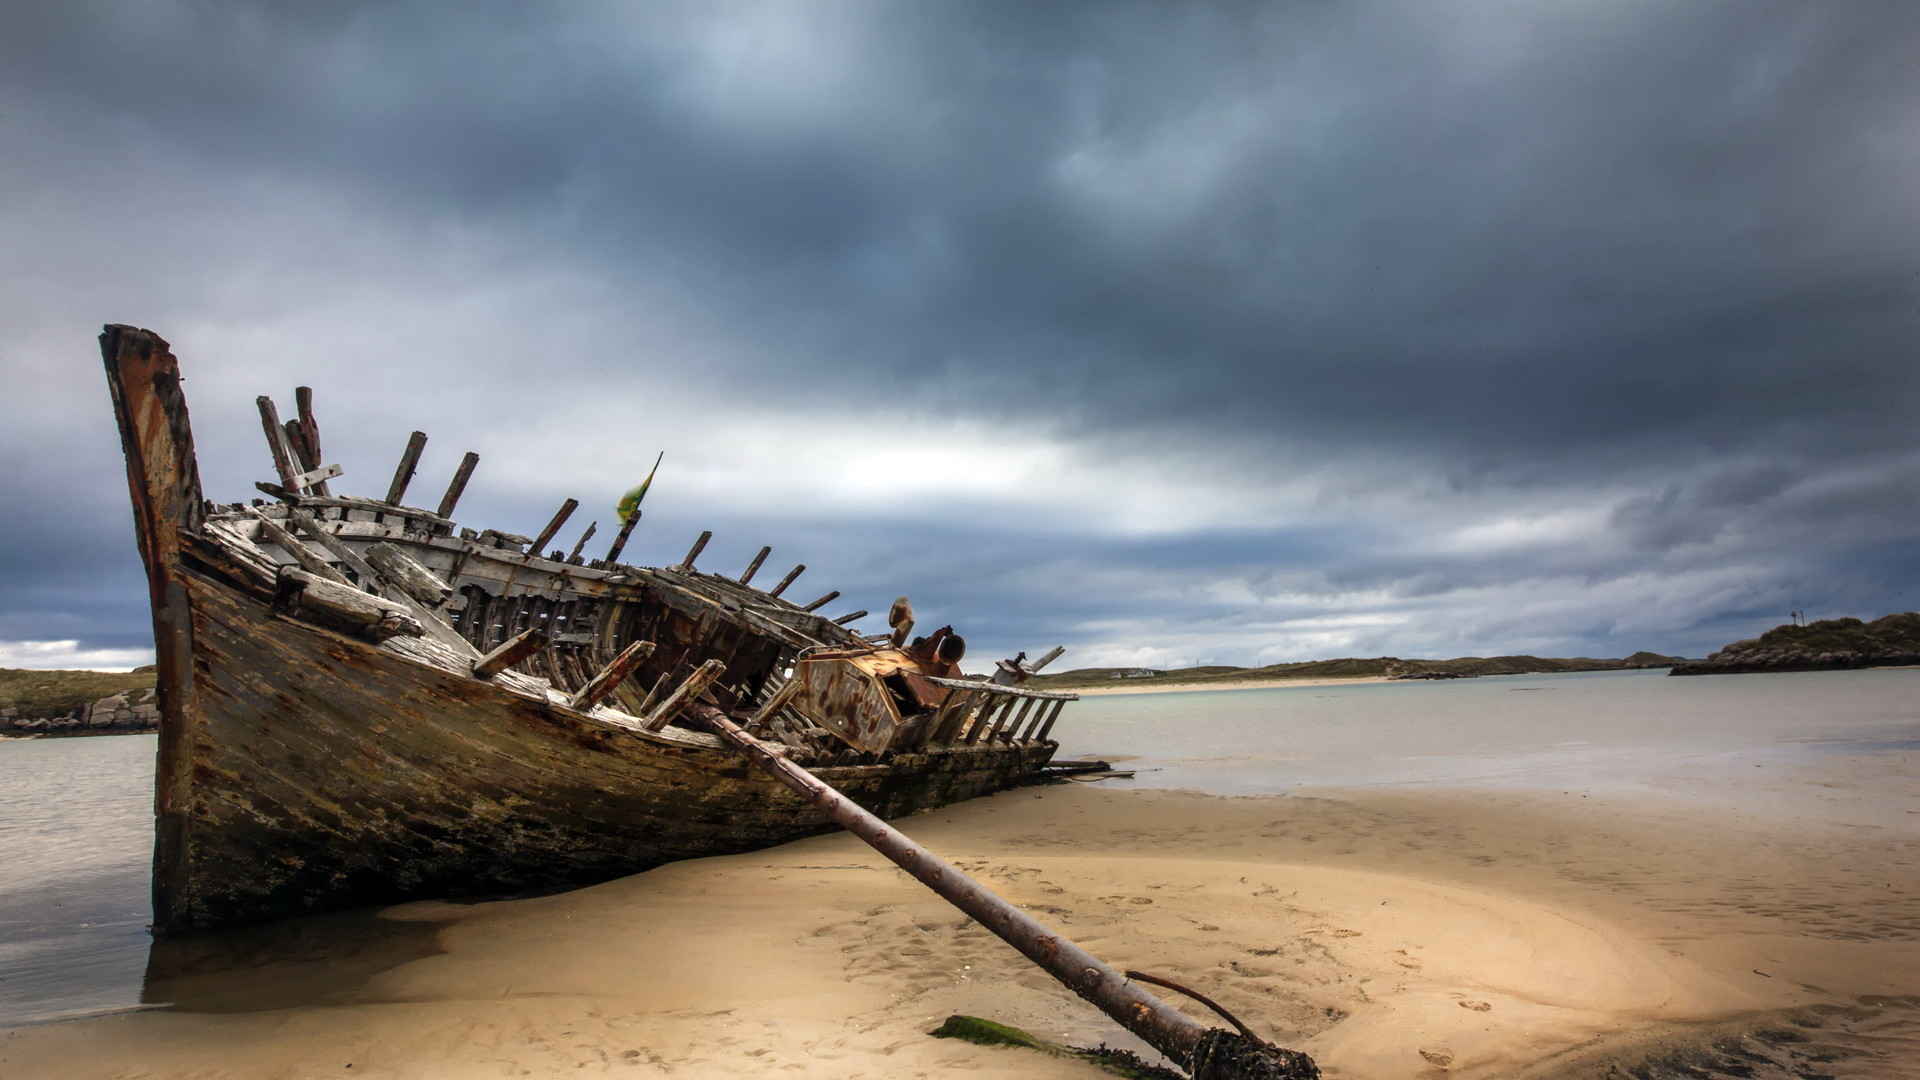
[101,325,1079,936]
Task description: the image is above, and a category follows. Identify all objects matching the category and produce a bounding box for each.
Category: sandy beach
[1071,676,1391,696]
[5,751,1917,1080]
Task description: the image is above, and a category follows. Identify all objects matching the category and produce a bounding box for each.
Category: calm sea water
[2,667,1916,1028]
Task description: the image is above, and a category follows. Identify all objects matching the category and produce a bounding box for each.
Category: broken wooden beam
[529,498,579,557]
[739,546,771,585]
[472,627,549,680]
[256,396,306,493]
[750,678,802,726]
[642,658,727,731]
[801,590,839,612]
[273,567,424,641]
[1030,646,1066,674]
[288,462,341,489]
[567,521,598,563]
[570,640,657,711]
[385,431,428,506]
[701,712,1320,1080]
[291,387,331,496]
[769,564,805,597]
[680,530,712,570]
[637,670,673,714]
[365,542,454,608]
[831,609,869,626]
[436,451,480,519]
[279,504,476,657]
[244,508,350,586]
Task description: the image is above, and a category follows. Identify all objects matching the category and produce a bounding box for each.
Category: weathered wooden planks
[274,567,425,640]
[366,542,454,608]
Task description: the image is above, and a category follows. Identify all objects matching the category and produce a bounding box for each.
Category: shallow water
[0,735,156,1026]
[1056,667,1920,826]
[1,667,1916,1030]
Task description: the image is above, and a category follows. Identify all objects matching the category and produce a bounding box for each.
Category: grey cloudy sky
[5,1,1918,672]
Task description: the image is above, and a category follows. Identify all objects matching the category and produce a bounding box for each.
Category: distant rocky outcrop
[0,687,160,736]
[1,667,160,738]
[1034,651,1685,690]
[1670,613,1920,676]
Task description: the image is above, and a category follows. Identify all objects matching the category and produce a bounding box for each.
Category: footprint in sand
[1458,999,1492,1012]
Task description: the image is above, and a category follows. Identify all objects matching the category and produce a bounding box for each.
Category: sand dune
[3,767,1918,1079]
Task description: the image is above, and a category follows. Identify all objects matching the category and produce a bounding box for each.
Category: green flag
[616,451,664,523]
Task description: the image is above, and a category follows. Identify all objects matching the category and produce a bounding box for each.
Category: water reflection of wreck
[102,325,1078,935]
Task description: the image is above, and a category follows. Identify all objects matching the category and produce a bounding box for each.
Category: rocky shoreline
[1670,612,1920,676]
[0,688,160,737]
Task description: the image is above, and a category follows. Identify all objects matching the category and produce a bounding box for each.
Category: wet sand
[4,754,1917,1079]
[1071,675,1390,696]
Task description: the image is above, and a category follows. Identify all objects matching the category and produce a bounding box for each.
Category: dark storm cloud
[5,1,1918,667]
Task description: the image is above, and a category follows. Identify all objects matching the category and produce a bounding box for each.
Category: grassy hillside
[1030,652,1682,690]
[0,667,156,715]
[1672,613,1920,675]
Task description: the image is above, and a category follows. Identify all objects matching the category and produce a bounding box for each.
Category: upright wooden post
[1019,698,1054,740]
[680,530,712,569]
[831,609,868,626]
[1036,698,1068,741]
[386,431,428,505]
[529,498,578,557]
[739,546,771,585]
[256,396,305,492]
[436,451,480,519]
[292,387,331,496]
[1003,698,1037,742]
[604,511,641,564]
[769,564,805,597]
[801,590,839,612]
[567,521,598,563]
[701,713,1320,1080]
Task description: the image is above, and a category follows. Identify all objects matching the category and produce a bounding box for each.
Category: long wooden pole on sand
[702,711,1320,1080]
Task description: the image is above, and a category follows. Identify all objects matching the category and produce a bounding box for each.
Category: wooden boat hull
[100,325,1067,935]
[162,561,1051,931]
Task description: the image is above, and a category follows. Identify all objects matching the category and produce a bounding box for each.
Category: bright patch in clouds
[0,640,155,672]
